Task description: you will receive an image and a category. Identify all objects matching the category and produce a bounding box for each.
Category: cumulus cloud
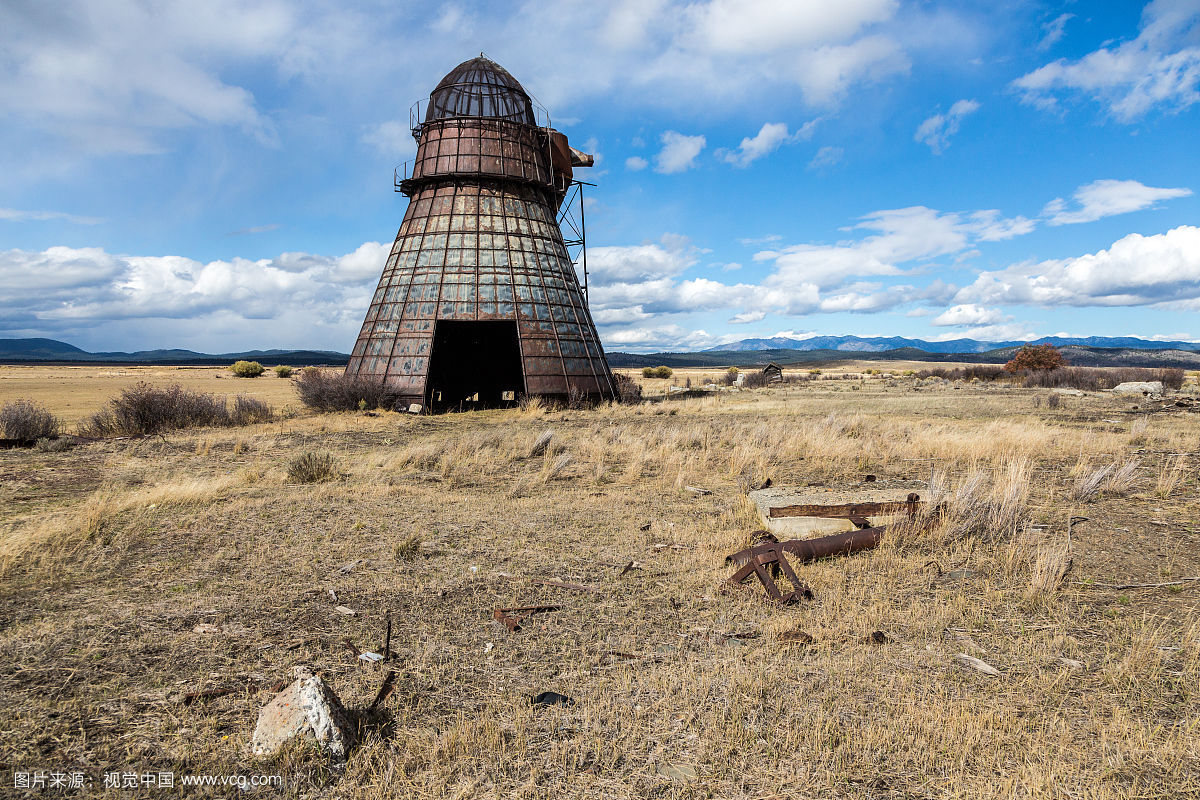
[1012,0,1200,121]
[1042,179,1192,225]
[655,131,706,173]
[717,121,815,167]
[625,156,649,171]
[914,99,980,153]
[0,241,389,349]
[957,225,1200,307]
[931,303,1008,327]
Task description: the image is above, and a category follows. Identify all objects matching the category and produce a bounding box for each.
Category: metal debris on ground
[493,605,560,632]
[359,652,384,663]
[530,691,574,707]
[684,485,713,495]
[334,605,356,615]
[725,515,927,604]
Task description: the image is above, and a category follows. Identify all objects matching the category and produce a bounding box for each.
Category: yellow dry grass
[0,364,306,423]
[0,369,1198,798]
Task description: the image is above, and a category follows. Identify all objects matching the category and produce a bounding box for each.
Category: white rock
[1111,381,1163,397]
[1052,388,1084,397]
[251,666,355,761]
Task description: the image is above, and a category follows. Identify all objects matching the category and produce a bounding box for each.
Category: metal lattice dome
[424,56,537,126]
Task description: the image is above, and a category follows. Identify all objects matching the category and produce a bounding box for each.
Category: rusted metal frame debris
[494,605,561,632]
[725,523,907,605]
[767,493,924,520]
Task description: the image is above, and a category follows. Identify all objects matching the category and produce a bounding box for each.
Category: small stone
[250,666,355,761]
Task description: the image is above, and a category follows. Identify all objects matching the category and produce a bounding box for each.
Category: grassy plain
[1,366,1199,798]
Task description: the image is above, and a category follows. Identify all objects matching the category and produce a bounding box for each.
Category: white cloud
[808,145,844,171]
[1012,0,1200,121]
[717,121,814,167]
[931,303,1007,327]
[625,156,649,171]
[655,131,706,173]
[362,121,417,158]
[1037,13,1074,52]
[0,241,390,348]
[1042,179,1192,225]
[0,0,294,154]
[957,225,1200,307]
[914,99,980,153]
[929,323,1035,342]
[0,208,102,224]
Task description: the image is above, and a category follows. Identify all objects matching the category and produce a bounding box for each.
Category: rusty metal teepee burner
[346,56,616,411]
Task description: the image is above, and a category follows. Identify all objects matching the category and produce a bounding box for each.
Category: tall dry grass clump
[287,451,340,484]
[0,398,61,442]
[941,458,1030,541]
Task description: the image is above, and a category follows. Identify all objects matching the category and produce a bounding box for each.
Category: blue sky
[1,0,1198,353]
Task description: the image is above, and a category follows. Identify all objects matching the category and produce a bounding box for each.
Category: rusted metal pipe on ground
[725,524,890,569]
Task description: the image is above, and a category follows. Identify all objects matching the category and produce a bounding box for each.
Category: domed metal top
[424,56,537,126]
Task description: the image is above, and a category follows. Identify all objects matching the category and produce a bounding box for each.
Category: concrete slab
[748,481,926,539]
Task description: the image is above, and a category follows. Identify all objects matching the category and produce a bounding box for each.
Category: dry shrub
[287,451,339,483]
[81,383,229,436]
[273,365,293,378]
[294,369,399,412]
[613,372,643,404]
[230,395,274,425]
[0,399,61,441]
[1023,366,1184,391]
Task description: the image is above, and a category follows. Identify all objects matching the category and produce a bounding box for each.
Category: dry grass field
[2,366,1199,798]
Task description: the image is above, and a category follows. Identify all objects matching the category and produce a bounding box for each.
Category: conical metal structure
[346,56,616,410]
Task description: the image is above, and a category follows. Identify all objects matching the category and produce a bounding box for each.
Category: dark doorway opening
[425,320,525,411]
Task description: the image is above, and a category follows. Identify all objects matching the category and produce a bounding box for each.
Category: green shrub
[641,365,672,379]
[287,450,339,483]
[273,365,293,378]
[230,360,265,378]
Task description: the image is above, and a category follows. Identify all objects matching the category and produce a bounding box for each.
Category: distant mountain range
[0,338,349,366]
[704,335,1200,354]
[3,335,1199,371]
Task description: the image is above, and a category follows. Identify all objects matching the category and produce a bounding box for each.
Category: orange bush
[1004,344,1067,372]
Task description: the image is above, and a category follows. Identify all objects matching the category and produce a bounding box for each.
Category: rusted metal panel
[768,493,923,519]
